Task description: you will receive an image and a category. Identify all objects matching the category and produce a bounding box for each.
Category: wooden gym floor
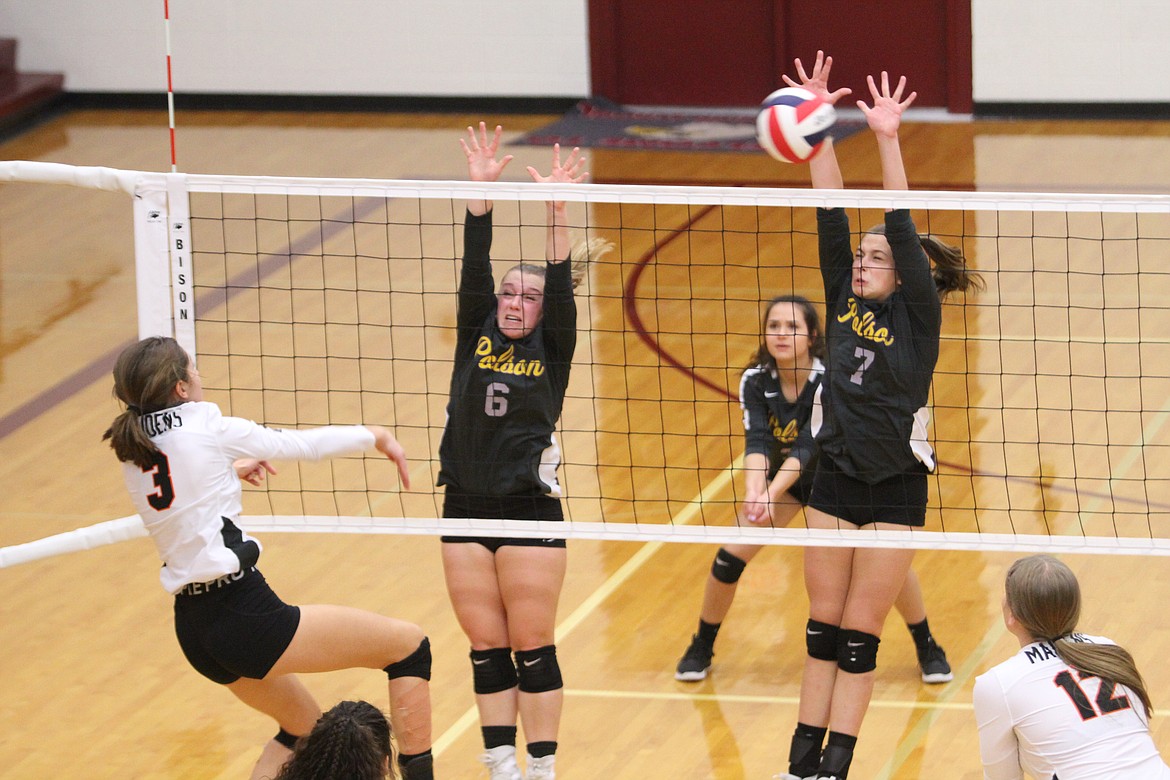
[3,108,1170,779]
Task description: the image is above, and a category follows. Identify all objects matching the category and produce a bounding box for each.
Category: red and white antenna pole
[164,0,177,172]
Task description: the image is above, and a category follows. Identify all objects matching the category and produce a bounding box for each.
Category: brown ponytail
[102,336,190,470]
[1005,554,1154,719]
[865,225,984,300]
[919,235,984,299]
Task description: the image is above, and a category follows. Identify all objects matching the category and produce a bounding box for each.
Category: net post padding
[0,160,150,194]
[0,516,147,570]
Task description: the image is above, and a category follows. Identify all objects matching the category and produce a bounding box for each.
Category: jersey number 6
[485,382,510,417]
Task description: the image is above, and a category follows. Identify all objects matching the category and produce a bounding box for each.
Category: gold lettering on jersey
[476,336,545,377]
[769,414,798,446]
[837,298,894,346]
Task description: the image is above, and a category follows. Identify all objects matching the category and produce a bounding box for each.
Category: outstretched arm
[783,50,851,190]
[460,121,514,216]
[856,72,917,195]
[527,143,588,263]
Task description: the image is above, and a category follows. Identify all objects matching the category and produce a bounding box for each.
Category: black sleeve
[787,420,817,470]
[740,371,773,458]
[817,207,854,306]
[884,209,941,339]
[458,210,497,336]
[541,254,577,364]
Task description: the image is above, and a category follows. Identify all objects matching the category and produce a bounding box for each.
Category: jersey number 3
[1053,669,1131,721]
[143,452,176,511]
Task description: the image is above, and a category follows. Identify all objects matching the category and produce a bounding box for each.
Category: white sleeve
[973,672,1025,780]
[211,409,376,462]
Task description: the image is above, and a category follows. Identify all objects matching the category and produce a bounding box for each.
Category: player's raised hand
[783,50,853,106]
[461,121,514,183]
[858,72,917,138]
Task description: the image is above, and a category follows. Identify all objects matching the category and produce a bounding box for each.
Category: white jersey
[974,634,1170,780]
[121,401,375,594]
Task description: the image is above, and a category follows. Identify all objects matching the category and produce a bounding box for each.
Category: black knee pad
[837,629,881,674]
[515,645,563,694]
[471,647,518,694]
[384,636,432,681]
[274,728,300,750]
[806,619,839,662]
[710,548,748,584]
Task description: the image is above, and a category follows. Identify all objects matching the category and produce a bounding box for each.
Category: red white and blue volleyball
[756,87,837,164]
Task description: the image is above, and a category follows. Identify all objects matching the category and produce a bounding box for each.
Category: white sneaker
[772,774,818,780]
[480,745,522,780]
[525,753,556,780]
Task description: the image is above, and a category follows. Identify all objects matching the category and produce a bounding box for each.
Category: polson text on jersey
[837,298,894,346]
[476,337,545,377]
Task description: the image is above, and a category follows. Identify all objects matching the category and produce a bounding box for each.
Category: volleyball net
[4,159,1170,567]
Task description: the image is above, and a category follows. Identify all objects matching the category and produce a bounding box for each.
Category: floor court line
[563,688,975,712]
[431,457,741,757]
[874,613,1007,779]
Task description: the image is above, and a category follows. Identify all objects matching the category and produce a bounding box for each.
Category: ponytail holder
[127,404,143,415]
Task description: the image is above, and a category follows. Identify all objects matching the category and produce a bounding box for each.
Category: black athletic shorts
[173,567,300,684]
[807,455,929,527]
[440,491,566,550]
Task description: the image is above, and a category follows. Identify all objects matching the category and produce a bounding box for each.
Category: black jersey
[740,358,824,477]
[816,207,938,484]
[437,210,575,498]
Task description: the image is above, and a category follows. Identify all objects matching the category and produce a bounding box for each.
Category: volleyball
[755,86,836,164]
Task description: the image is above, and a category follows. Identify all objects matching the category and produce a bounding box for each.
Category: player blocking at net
[436,123,610,780]
[673,294,952,685]
[104,336,435,780]
[775,53,983,780]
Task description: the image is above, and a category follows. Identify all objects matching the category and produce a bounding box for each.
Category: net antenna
[4,159,1170,569]
[164,0,178,172]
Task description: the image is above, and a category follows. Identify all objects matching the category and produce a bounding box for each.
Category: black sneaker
[674,635,713,681]
[918,641,954,684]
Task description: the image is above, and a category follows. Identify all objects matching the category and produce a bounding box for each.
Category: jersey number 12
[1053,669,1131,721]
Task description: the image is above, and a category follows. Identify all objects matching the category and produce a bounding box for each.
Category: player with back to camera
[673,294,952,685]
[104,336,435,780]
[775,52,983,780]
[273,699,395,780]
[974,554,1170,779]
[437,123,610,780]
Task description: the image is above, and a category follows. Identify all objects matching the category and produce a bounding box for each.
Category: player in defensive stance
[673,295,951,685]
[974,554,1170,779]
[104,336,434,780]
